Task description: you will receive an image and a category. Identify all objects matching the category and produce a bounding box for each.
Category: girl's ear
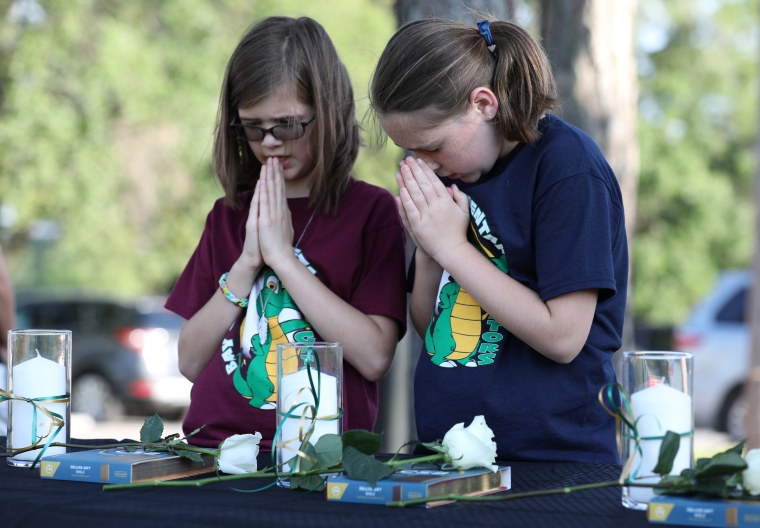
[469,87,499,120]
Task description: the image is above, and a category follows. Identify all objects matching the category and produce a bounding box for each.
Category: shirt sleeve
[533,173,621,302]
[165,199,244,319]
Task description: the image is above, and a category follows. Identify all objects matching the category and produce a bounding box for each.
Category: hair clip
[477,20,496,53]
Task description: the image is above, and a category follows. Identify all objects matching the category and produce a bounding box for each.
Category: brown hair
[214,17,360,213]
[370,18,558,144]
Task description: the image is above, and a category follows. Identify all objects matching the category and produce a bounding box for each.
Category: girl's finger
[271,158,284,213]
[450,183,471,214]
[250,175,261,219]
[398,162,427,208]
[410,158,447,197]
[259,161,271,219]
[397,185,421,222]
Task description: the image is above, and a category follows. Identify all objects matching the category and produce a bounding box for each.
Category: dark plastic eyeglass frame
[230,115,316,142]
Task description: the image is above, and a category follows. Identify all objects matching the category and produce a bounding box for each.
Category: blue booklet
[325,465,511,507]
[39,447,215,484]
[649,494,760,527]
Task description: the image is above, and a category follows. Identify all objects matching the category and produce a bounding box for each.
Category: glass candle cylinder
[621,350,693,510]
[275,342,342,487]
[7,329,72,467]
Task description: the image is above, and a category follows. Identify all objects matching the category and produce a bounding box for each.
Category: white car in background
[672,269,750,440]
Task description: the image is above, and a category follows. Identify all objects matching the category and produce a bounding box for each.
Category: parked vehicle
[15,293,191,421]
[672,269,750,440]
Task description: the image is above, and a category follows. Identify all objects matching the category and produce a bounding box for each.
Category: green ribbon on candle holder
[272,348,342,484]
[598,383,693,485]
[0,387,70,468]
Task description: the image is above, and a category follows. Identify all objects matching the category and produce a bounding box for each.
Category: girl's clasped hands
[395,156,470,263]
[244,157,296,271]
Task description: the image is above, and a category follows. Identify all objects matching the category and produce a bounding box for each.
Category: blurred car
[672,269,750,440]
[15,293,191,421]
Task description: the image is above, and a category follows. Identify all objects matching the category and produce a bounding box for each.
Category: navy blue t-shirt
[413,114,628,463]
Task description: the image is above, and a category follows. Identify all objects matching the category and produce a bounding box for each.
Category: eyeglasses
[230,115,316,142]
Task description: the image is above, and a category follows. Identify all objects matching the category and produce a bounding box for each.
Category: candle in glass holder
[275,342,342,484]
[627,382,692,503]
[10,353,68,461]
[279,368,339,453]
[7,330,71,467]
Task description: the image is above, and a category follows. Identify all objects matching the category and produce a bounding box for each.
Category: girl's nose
[260,131,283,147]
[413,152,439,172]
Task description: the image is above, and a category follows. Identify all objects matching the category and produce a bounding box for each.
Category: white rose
[217,433,263,474]
[441,415,498,472]
[743,449,760,495]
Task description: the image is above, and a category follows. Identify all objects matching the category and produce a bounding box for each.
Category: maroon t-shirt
[165,179,407,449]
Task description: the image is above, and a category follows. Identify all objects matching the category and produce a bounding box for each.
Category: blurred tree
[540,0,638,351]
[0,0,399,296]
[634,0,757,325]
[746,0,760,451]
[394,0,515,23]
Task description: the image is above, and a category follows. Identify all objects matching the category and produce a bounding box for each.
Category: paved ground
[70,413,184,442]
[70,413,737,458]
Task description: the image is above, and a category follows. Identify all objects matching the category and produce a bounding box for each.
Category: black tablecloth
[0,437,649,528]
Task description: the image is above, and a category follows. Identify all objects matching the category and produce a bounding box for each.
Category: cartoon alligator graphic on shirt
[233,268,314,408]
[425,200,509,367]
[425,281,484,366]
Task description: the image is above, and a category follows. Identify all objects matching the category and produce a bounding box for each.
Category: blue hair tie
[477,20,496,53]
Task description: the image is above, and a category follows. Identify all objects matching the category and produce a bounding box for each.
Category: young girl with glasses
[166,16,407,450]
[370,18,628,463]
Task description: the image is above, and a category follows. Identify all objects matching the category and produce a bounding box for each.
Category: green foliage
[139,413,165,444]
[340,428,384,455]
[313,433,343,468]
[0,0,399,297]
[341,445,395,486]
[655,440,748,499]
[652,430,680,475]
[287,428,394,490]
[634,0,758,325]
[3,0,755,329]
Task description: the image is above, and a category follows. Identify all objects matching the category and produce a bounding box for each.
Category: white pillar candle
[628,382,692,503]
[278,368,338,470]
[10,353,68,461]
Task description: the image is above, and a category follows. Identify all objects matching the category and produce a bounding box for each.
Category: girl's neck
[285,180,312,199]
[499,139,519,159]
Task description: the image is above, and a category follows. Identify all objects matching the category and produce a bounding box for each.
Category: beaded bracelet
[218,272,249,308]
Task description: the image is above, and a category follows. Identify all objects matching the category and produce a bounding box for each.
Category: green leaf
[694,452,748,479]
[293,442,318,472]
[694,476,735,498]
[183,426,204,439]
[140,414,164,443]
[314,434,343,468]
[655,474,694,495]
[724,441,746,457]
[653,431,681,475]
[176,450,203,462]
[290,474,326,491]
[342,445,394,487]
[341,429,383,455]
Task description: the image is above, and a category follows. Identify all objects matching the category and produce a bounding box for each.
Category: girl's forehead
[379,109,460,148]
[238,87,313,120]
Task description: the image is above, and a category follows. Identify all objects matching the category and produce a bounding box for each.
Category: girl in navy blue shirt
[370,18,628,463]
